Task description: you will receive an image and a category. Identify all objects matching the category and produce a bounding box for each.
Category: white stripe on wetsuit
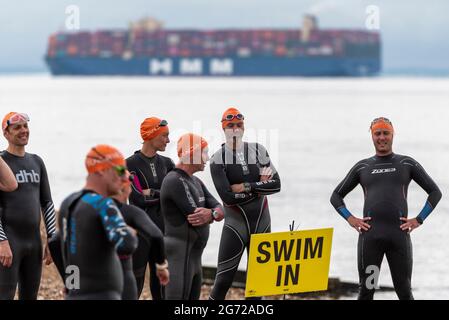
[43,201,57,236]
[0,220,7,241]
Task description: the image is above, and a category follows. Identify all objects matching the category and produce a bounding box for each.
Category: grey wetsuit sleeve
[248,171,281,195]
[129,174,160,208]
[410,159,442,207]
[166,175,198,216]
[131,207,166,264]
[38,156,57,238]
[210,161,254,206]
[408,159,442,221]
[248,144,281,195]
[198,179,222,210]
[330,162,364,220]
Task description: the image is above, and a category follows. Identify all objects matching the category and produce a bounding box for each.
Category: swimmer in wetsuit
[0,156,18,280]
[112,170,169,300]
[59,145,138,300]
[330,117,442,300]
[161,133,224,300]
[209,108,281,300]
[126,117,174,299]
[0,112,57,300]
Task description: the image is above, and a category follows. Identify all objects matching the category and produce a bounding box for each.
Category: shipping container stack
[47,23,380,60]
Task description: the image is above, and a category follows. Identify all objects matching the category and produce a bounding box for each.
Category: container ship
[45,16,381,77]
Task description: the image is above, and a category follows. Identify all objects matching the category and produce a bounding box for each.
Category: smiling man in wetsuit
[330,117,442,300]
[209,107,281,300]
[0,112,57,300]
[126,117,174,299]
[161,133,224,300]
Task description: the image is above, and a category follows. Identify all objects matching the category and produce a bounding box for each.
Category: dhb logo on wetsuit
[16,170,40,183]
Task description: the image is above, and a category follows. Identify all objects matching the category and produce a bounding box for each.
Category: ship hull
[45,56,380,77]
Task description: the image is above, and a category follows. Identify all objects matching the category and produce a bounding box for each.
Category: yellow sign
[245,228,333,297]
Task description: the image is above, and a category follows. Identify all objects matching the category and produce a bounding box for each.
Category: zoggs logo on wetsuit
[15,170,40,184]
[371,168,396,175]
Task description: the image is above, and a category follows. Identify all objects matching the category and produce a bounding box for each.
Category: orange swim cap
[221,107,244,129]
[370,117,394,134]
[85,144,126,174]
[177,133,208,160]
[140,117,169,141]
[2,112,29,131]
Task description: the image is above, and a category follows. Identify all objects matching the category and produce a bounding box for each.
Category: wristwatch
[243,182,251,193]
[211,209,220,221]
[416,216,423,225]
[156,259,169,271]
[144,189,155,198]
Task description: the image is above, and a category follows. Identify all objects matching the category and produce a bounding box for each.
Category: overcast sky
[1,0,448,72]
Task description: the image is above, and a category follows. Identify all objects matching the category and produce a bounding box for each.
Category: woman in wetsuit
[209,107,281,300]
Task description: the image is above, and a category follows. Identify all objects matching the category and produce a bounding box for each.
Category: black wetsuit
[0,151,56,300]
[112,199,166,300]
[160,168,223,300]
[126,151,174,299]
[209,143,281,300]
[58,190,138,300]
[330,153,442,300]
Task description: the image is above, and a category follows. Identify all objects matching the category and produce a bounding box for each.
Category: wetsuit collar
[173,167,193,178]
[80,188,107,200]
[111,198,123,208]
[136,150,157,161]
[374,152,395,160]
[3,149,27,158]
[81,188,97,195]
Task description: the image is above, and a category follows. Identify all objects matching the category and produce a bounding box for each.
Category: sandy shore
[37,262,250,300]
[36,263,257,300]
[33,225,346,300]
[36,262,346,300]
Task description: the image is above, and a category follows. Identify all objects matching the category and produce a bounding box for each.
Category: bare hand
[142,189,151,196]
[43,242,53,266]
[187,208,213,226]
[347,216,371,234]
[0,240,13,268]
[128,226,138,237]
[400,217,421,233]
[231,184,244,193]
[157,268,170,286]
[260,167,273,182]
